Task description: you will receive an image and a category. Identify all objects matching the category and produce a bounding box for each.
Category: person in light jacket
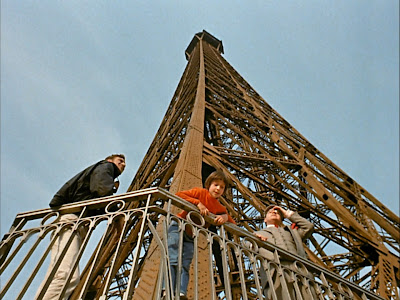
[253,205,316,300]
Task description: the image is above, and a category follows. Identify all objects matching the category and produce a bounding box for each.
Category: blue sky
[1,1,399,237]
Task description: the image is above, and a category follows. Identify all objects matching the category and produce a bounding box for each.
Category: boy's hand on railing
[214,214,228,225]
[197,202,209,216]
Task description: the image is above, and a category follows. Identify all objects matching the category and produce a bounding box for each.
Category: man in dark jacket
[37,154,126,300]
[50,153,126,207]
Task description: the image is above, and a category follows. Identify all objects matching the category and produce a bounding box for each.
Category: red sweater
[176,187,236,227]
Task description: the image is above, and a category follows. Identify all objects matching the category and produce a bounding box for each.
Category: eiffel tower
[1,30,398,300]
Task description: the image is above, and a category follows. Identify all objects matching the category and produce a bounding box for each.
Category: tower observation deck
[1,30,398,300]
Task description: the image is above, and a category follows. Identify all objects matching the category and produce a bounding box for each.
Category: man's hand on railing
[254,233,268,241]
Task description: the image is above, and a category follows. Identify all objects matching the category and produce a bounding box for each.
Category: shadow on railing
[0,188,383,300]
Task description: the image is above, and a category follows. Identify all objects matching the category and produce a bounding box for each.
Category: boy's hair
[204,170,229,191]
[105,154,125,161]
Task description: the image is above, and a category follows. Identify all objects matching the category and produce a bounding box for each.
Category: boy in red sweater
[166,170,236,299]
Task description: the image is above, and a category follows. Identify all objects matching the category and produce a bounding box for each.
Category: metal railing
[0,188,383,300]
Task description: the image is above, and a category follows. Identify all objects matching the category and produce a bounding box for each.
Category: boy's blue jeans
[167,221,194,295]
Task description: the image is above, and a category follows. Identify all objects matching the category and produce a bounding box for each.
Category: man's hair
[105,154,125,161]
[204,170,229,192]
[264,204,284,220]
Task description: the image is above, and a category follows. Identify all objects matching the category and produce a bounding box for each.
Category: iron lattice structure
[0,30,398,300]
[128,30,399,299]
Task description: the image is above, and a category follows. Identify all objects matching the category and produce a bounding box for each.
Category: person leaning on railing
[252,205,316,300]
[164,170,236,300]
[36,154,126,300]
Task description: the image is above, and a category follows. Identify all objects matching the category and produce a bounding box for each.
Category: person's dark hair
[204,170,229,193]
[105,154,125,161]
[264,205,284,220]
